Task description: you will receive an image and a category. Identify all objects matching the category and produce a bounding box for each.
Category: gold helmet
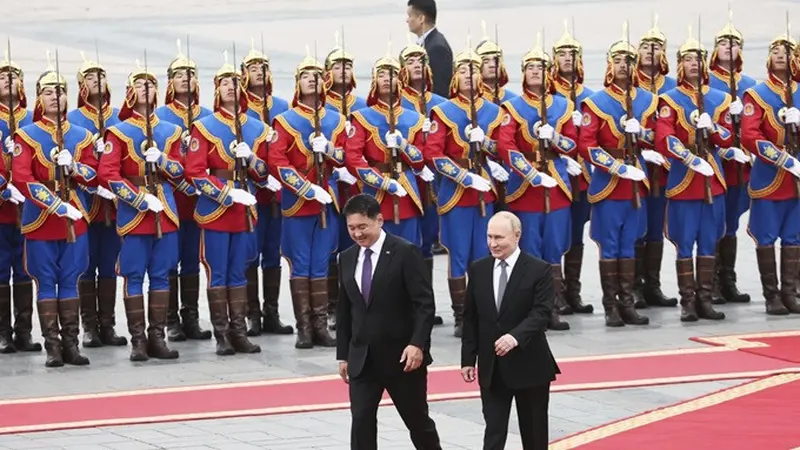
[676,25,709,85]
[550,19,584,84]
[767,31,796,75]
[242,37,269,68]
[476,21,509,90]
[522,31,551,69]
[638,14,670,76]
[368,41,402,106]
[398,34,432,92]
[36,50,67,95]
[400,34,427,67]
[325,30,354,71]
[449,38,483,98]
[126,58,157,88]
[214,49,238,83]
[0,47,23,79]
[295,45,324,79]
[711,9,744,72]
[604,21,639,87]
[77,51,104,84]
[167,38,196,78]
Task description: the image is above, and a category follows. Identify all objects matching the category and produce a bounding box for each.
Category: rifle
[143,50,163,239]
[338,27,353,207]
[693,20,713,205]
[312,62,327,229]
[467,59,486,217]
[184,37,195,151]
[6,39,21,228]
[538,60,551,214]
[93,44,112,226]
[649,30,661,197]
[623,24,642,209]
[54,50,76,243]
[419,53,434,209]
[388,66,400,225]
[231,43,254,232]
[258,34,279,218]
[783,12,800,198]
[568,23,581,200]
[492,24,507,210]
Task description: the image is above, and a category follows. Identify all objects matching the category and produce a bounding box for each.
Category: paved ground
[2,0,800,448]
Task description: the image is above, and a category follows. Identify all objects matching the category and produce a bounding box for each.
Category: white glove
[465,125,486,144]
[142,193,164,212]
[571,111,582,128]
[229,188,257,206]
[422,119,432,133]
[728,147,750,164]
[618,165,646,181]
[56,149,73,168]
[786,107,800,126]
[181,131,191,149]
[265,127,276,143]
[730,98,744,116]
[641,149,666,166]
[624,118,641,135]
[3,137,12,155]
[265,175,282,192]
[144,146,161,163]
[487,159,509,182]
[388,180,408,197]
[466,173,491,192]
[538,123,555,141]
[234,142,253,160]
[751,153,757,165]
[385,130,403,149]
[560,155,583,176]
[688,157,714,177]
[310,135,330,154]
[345,121,353,136]
[535,172,558,188]
[4,184,24,204]
[63,203,83,221]
[418,166,435,182]
[695,112,713,130]
[94,138,104,156]
[333,167,357,185]
[96,186,115,200]
[310,184,333,204]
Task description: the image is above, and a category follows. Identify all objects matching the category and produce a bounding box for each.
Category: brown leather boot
[227,285,261,353]
[710,244,726,305]
[79,279,102,348]
[552,264,573,315]
[97,278,127,346]
[448,277,467,337]
[310,278,336,347]
[718,236,750,303]
[261,267,292,334]
[642,242,678,307]
[695,256,725,320]
[425,258,444,325]
[290,278,313,349]
[599,260,623,327]
[618,259,650,325]
[326,261,339,331]
[245,266,263,336]
[563,245,593,313]
[633,243,648,309]
[677,258,698,322]
[207,287,234,355]
[756,246,787,315]
[59,298,90,365]
[36,299,63,367]
[0,285,14,353]
[124,295,149,361]
[146,290,179,359]
[179,274,211,340]
[12,282,41,352]
[166,276,186,342]
[779,246,800,313]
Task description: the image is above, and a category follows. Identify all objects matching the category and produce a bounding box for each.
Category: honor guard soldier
[185,54,271,355]
[476,23,516,104]
[741,32,800,315]
[155,41,213,342]
[67,53,128,349]
[708,12,756,305]
[580,23,663,327]
[495,33,580,331]
[426,43,500,337]
[0,52,38,354]
[633,18,679,310]
[268,50,345,349]
[345,49,427,245]
[99,61,185,361]
[13,56,98,366]
[551,21,595,316]
[239,40,293,337]
[656,28,745,322]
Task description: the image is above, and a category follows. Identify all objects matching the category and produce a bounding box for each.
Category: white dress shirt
[493,246,521,303]
[416,26,437,46]
[355,230,386,293]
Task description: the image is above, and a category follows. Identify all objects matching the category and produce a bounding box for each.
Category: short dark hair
[343,194,382,219]
[408,0,437,24]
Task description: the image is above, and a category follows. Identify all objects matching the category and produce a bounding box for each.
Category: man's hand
[338,361,349,384]
[400,345,423,372]
[461,366,476,383]
[494,333,518,357]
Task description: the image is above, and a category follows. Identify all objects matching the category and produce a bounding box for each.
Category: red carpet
[691,331,800,364]
[550,373,800,449]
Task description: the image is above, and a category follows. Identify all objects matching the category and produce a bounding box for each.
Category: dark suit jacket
[422,28,453,99]
[461,251,561,390]
[336,233,436,379]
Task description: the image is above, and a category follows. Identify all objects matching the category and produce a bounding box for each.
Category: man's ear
[376,213,384,227]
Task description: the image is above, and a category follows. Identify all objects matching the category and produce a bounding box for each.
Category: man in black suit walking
[406,0,452,100]
[336,194,441,450]
[461,211,560,450]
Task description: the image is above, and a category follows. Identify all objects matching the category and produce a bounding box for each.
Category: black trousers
[348,357,441,450]
[480,373,550,450]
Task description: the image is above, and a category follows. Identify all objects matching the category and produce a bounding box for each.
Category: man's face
[481,55,499,80]
[299,71,321,96]
[715,39,740,65]
[405,55,425,82]
[406,6,425,35]
[457,63,478,93]
[681,53,701,80]
[246,61,268,88]
[347,212,384,247]
[523,61,544,89]
[612,54,630,83]
[0,71,21,98]
[218,76,239,103]
[330,61,353,85]
[770,45,789,71]
[487,218,520,260]
[40,86,66,116]
[638,41,663,67]
[556,50,574,74]
[133,78,156,106]
[171,69,197,95]
[83,70,107,95]
[376,68,397,96]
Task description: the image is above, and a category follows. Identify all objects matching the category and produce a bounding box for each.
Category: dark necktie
[361,248,373,304]
[497,260,508,311]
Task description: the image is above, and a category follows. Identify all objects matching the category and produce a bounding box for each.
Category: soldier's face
[770,45,789,71]
[171,70,197,95]
[716,40,740,64]
[330,61,353,85]
[133,78,156,105]
[375,69,397,96]
[638,42,663,66]
[457,64,478,92]
[523,62,544,89]
[346,212,384,248]
[681,53,701,79]
[612,55,630,83]
[299,72,320,95]
[556,50,574,73]
[481,56,498,80]
[247,61,268,87]
[40,86,66,115]
[217,76,239,103]
[83,71,107,95]
[0,71,20,98]
[405,55,425,81]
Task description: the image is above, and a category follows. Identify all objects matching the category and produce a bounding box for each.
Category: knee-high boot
[146,290,179,359]
[245,266,263,336]
[166,276,186,342]
[642,242,678,307]
[97,278,127,346]
[228,285,261,353]
[124,295,149,361]
[448,277,467,337]
[618,259,649,325]
[563,245,593,313]
[779,246,800,314]
[310,278,336,347]
[290,278,313,349]
[425,258,444,325]
[37,299,63,367]
[718,236,750,303]
[261,267,292,334]
[179,274,211,340]
[677,258,699,322]
[599,260,623,327]
[695,256,725,320]
[327,261,339,331]
[207,286,234,355]
[0,285,14,353]
[59,298,90,365]
[79,279,102,348]
[12,282,41,351]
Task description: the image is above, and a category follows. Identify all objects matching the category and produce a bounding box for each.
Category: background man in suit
[461,211,560,450]
[406,0,452,101]
[336,194,441,450]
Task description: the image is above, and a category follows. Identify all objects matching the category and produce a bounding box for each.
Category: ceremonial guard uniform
[708,16,757,305]
[656,33,744,322]
[155,43,213,342]
[240,43,293,337]
[100,63,185,361]
[0,56,38,354]
[14,62,97,366]
[741,33,800,315]
[579,27,657,327]
[496,35,579,331]
[476,30,517,104]
[268,52,345,349]
[427,45,500,337]
[551,23,595,315]
[185,57,270,355]
[67,54,128,348]
[634,21,679,309]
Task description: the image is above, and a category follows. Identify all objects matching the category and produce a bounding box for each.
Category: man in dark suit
[336,194,441,450]
[406,0,452,100]
[461,211,560,450]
